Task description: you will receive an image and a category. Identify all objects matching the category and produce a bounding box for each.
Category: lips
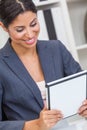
[24,37,36,45]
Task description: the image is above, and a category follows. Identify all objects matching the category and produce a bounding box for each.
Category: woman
[0,0,87,130]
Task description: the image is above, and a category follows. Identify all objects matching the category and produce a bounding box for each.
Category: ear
[0,21,8,32]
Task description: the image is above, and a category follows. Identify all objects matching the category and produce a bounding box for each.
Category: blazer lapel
[37,40,56,83]
[2,41,43,108]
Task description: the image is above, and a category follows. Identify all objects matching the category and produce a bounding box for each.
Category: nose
[25,28,34,38]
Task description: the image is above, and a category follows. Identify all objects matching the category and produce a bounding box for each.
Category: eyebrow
[31,17,37,24]
[14,18,37,28]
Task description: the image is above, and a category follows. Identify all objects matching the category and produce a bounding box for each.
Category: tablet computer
[46,70,87,118]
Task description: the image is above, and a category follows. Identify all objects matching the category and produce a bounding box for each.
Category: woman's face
[7,11,40,49]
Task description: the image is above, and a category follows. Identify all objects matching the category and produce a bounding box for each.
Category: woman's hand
[38,106,63,130]
[78,99,87,118]
[23,107,63,130]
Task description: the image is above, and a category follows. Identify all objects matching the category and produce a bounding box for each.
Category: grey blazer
[0,39,81,130]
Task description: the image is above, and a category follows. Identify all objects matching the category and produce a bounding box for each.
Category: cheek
[34,24,40,34]
[9,32,25,40]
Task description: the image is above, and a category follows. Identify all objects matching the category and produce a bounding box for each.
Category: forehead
[10,11,37,26]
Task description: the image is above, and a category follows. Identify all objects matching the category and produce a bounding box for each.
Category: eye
[15,27,24,32]
[30,22,37,27]
[16,28,24,32]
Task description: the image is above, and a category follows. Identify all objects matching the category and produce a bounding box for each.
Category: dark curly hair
[0,0,37,28]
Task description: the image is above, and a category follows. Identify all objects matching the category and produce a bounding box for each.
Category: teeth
[26,38,34,42]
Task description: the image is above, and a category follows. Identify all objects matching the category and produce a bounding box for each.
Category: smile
[24,37,36,45]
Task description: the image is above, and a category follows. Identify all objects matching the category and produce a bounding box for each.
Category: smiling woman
[0,0,64,130]
[0,0,85,130]
[7,11,40,51]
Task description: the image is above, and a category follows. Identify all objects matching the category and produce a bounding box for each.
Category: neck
[11,42,37,58]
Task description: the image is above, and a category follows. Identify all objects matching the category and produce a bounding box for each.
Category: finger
[78,106,87,113]
[78,100,87,112]
[44,110,62,115]
[82,100,87,105]
[45,118,61,128]
[44,113,63,119]
[80,112,87,117]
[47,119,59,125]
[49,116,63,123]
[79,110,87,117]
[44,118,60,128]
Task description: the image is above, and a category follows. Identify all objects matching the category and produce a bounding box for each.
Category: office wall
[0,27,9,48]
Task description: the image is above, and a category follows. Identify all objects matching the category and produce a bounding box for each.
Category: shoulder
[37,40,66,51]
[0,46,6,59]
[38,39,63,46]
[0,48,4,58]
[0,40,11,68]
[0,39,11,58]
